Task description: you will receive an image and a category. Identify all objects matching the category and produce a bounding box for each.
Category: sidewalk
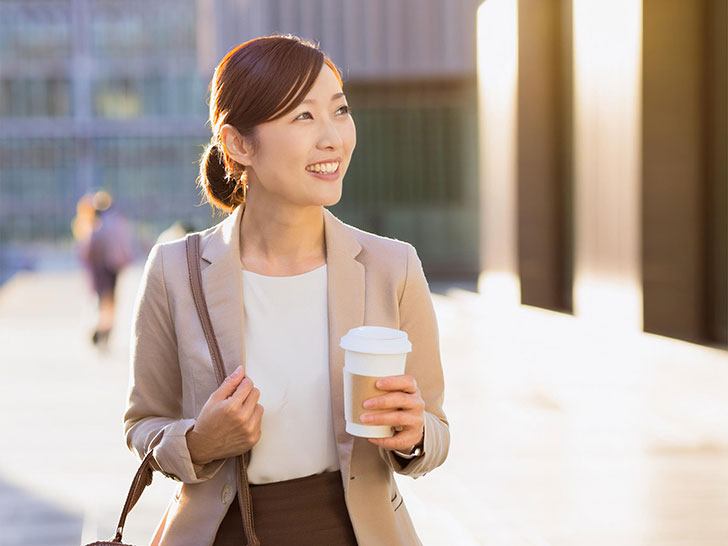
[1,267,728,545]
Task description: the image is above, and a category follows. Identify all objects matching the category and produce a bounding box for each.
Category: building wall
[196,0,481,81]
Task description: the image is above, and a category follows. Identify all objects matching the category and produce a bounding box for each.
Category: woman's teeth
[306,161,339,174]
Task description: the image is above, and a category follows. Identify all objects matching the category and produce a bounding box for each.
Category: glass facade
[0,0,211,262]
[0,77,72,118]
[332,79,479,275]
[0,139,77,242]
[0,1,73,63]
[92,136,214,234]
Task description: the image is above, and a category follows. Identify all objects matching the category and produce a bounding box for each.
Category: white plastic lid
[339,326,412,355]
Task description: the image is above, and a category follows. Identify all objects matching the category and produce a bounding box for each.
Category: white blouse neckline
[241,263,327,279]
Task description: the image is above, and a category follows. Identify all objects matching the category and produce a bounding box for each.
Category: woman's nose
[317,119,344,149]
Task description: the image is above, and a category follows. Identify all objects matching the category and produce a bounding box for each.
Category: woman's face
[234,64,356,208]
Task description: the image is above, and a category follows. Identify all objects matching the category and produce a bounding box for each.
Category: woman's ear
[220,124,254,167]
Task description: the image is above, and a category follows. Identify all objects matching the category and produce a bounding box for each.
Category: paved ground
[1,265,728,545]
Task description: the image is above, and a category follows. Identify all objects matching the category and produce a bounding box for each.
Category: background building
[0,0,482,283]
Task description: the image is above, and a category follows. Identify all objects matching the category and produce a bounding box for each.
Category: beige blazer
[123,202,450,546]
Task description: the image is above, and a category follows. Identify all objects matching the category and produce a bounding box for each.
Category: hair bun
[205,143,227,180]
[198,142,241,213]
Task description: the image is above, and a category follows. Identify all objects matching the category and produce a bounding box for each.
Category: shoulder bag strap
[185,233,260,546]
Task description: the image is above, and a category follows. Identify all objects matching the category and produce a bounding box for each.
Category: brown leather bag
[85,233,260,545]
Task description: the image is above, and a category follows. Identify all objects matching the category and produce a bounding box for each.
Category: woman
[124,34,450,546]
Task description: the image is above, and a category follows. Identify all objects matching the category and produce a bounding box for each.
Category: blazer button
[221,483,234,504]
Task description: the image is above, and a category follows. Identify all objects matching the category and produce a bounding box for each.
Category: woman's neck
[238,197,326,275]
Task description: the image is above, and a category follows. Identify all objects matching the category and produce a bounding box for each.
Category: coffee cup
[340,326,413,438]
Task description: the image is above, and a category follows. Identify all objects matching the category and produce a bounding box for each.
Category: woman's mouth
[305,160,341,180]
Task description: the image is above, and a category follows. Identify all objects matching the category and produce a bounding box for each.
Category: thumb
[213,365,245,400]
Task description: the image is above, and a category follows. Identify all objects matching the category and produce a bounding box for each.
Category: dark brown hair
[197,34,344,213]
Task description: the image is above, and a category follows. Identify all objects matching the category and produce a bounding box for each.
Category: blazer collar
[199,203,243,266]
[198,202,364,491]
[199,202,362,264]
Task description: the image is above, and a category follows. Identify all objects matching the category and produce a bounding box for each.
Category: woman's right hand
[186,365,264,465]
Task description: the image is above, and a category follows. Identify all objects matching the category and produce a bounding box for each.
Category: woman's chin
[321,194,343,207]
[317,184,344,207]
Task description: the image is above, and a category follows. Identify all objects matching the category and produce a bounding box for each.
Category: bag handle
[185,233,260,546]
[90,432,163,545]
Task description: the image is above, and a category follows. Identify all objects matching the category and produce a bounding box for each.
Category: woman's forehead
[301,65,345,104]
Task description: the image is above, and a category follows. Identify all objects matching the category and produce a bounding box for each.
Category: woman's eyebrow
[301,92,346,105]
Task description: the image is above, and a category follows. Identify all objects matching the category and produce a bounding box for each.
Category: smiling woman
[123,33,450,546]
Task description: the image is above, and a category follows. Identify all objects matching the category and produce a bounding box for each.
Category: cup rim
[339,326,412,354]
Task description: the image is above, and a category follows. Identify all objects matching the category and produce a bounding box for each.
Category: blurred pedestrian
[72,190,134,348]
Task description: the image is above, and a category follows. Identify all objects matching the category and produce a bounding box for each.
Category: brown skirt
[213,469,358,546]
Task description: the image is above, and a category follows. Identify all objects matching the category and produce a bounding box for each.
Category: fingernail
[361,414,371,422]
[232,365,243,376]
[363,400,373,408]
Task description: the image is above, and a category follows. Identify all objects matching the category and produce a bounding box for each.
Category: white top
[242,264,340,484]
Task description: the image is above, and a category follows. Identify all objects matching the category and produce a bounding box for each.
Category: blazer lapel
[323,208,365,487]
[199,204,245,380]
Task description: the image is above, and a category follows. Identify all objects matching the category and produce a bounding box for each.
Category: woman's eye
[295,105,352,121]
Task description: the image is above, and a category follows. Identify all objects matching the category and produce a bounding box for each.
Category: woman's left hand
[361,374,425,453]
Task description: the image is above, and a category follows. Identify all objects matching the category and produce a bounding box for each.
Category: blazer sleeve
[378,243,451,478]
[123,243,225,484]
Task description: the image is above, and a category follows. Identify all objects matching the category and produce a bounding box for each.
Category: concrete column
[571,0,643,330]
[517,0,573,313]
[706,0,728,345]
[643,0,728,345]
[476,0,520,306]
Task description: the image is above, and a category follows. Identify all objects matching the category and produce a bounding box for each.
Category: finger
[245,403,265,430]
[228,376,254,406]
[212,365,245,401]
[367,434,419,451]
[374,375,417,394]
[359,410,420,427]
[362,392,417,411]
[238,387,261,419]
